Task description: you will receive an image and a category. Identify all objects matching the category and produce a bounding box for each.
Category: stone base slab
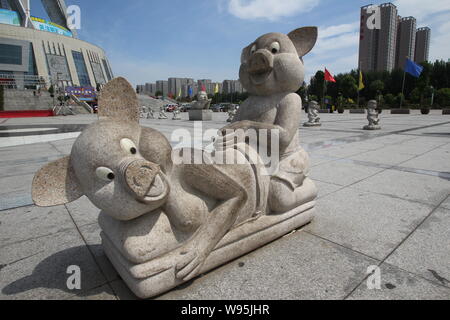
[101,201,316,298]
[303,122,322,127]
[349,109,366,114]
[363,125,381,130]
[391,109,410,114]
[189,110,213,121]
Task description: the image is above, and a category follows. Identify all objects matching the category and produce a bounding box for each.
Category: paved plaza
[0,110,449,300]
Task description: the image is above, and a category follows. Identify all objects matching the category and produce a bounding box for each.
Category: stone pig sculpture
[222,27,318,213]
[31,28,319,298]
[32,77,263,283]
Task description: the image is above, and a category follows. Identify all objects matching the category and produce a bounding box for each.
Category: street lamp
[430,86,434,107]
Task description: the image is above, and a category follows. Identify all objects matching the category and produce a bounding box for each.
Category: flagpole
[322,68,326,108]
[357,62,360,107]
[400,57,408,109]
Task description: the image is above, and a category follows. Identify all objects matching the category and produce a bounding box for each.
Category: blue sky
[33,0,450,86]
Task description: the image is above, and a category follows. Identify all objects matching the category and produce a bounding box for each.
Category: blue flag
[188,86,193,96]
[404,58,423,78]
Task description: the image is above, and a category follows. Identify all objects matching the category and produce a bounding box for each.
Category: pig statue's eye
[96,167,115,181]
[120,138,137,155]
[270,42,280,54]
[250,45,256,54]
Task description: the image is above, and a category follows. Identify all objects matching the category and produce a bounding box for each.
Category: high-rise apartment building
[396,16,416,69]
[155,80,168,96]
[359,2,430,72]
[415,27,431,64]
[359,3,398,72]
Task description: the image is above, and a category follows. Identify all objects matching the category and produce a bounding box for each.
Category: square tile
[351,169,450,206]
[385,208,450,287]
[348,263,450,300]
[305,188,434,260]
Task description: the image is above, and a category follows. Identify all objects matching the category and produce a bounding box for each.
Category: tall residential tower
[358,2,430,72]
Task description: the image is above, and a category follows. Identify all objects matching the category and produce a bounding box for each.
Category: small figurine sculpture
[227,105,237,122]
[140,106,147,118]
[189,91,213,121]
[147,108,155,119]
[363,100,381,130]
[31,26,319,299]
[172,106,181,120]
[191,91,211,110]
[303,101,321,127]
[158,106,168,119]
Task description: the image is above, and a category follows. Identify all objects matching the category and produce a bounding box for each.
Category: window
[102,59,112,81]
[0,43,22,65]
[72,51,91,86]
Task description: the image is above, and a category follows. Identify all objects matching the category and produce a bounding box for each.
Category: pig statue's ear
[98,77,139,123]
[32,157,83,207]
[287,26,318,58]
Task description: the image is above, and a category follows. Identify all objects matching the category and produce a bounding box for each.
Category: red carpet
[0,110,54,118]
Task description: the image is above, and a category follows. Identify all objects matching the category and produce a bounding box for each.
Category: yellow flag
[177,87,181,98]
[214,83,219,94]
[358,71,365,91]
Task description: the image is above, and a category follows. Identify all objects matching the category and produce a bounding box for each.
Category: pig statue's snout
[121,158,160,198]
[248,50,273,75]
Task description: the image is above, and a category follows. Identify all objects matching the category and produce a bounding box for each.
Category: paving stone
[400,148,450,173]
[157,232,379,300]
[348,263,450,300]
[65,196,101,227]
[68,284,117,300]
[309,160,384,187]
[0,205,74,248]
[0,228,107,300]
[305,187,434,260]
[77,223,119,282]
[385,207,450,288]
[349,148,416,166]
[351,169,450,206]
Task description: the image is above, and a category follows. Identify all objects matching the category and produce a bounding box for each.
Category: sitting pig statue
[221,27,318,213]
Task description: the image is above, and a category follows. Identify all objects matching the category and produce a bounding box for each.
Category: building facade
[395,16,416,69]
[0,0,113,89]
[415,27,431,64]
[359,3,398,72]
[359,2,430,72]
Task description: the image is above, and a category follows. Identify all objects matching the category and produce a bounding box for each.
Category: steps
[3,89,54,111]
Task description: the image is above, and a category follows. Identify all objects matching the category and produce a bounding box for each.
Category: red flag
[201,85,206,92]
[324,68,336,83]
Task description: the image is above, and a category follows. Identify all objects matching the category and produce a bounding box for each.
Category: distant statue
[172,106,181,120]
[191,91,211,110]
[227,105,237,122]
[303,101,321,127]
[363,100,381,130]
[158,106,168,119]
[140,106,147,118]
[147,108,155,119]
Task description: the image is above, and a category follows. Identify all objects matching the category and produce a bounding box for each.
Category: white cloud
[319,22,359,39]
[393,0,450,21]
[227,0,319,21]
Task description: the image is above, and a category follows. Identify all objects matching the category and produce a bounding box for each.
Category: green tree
[369,80,384,99]
[435,88,450,107]
[340,75,357,100]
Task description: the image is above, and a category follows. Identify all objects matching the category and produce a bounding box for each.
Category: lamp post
[430,86,434,107]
